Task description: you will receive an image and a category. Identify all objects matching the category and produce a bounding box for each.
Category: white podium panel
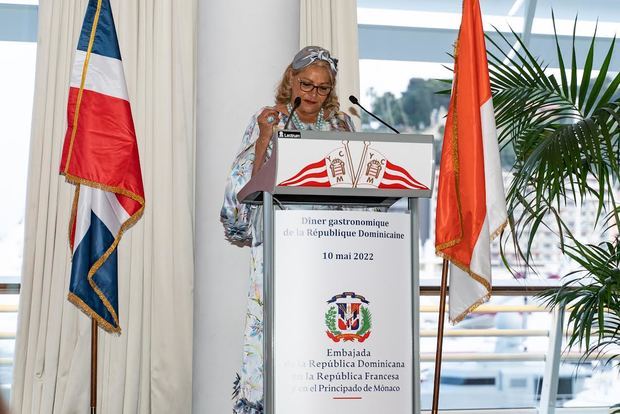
[277,138,433,192]
[274,210,413,413]
[237,130,434,204]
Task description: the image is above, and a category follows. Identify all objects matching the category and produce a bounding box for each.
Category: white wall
[194,1,299,413]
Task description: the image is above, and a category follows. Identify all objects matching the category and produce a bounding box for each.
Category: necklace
[287,103,325,131]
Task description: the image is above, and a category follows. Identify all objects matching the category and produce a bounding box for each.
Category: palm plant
[486,12,620,388]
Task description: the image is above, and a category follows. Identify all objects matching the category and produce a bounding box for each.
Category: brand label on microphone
[278,130,302,139]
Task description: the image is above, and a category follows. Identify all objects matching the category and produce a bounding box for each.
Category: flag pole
[431,259,449,414]
[91,319,98,414]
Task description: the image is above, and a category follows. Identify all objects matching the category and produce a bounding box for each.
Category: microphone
[284,97,302,130]
[349,95,400,134]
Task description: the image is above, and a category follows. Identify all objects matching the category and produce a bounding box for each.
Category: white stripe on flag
[71,50,129,101]
[449,216,491,321]
[282,165,327,184]
[73,187,128,250]
[280,166,327,185]
[103,191,131,224]
[73,188,92,253]
[379,178,415,188]
[384,167,413,183]
[285,176,329,186]
[448,100,507,321]
[480,99,507,234]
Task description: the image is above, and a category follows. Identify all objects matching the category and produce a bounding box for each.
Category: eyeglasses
[298,79,332,96]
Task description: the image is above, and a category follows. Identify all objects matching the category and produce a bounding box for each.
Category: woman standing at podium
[221,46,354,414]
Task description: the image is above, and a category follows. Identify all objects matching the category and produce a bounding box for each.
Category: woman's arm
[220,107,281,243]
[220,114,260,243]
[252,107,281,176]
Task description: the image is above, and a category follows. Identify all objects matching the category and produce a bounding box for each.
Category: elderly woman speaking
[221,46,354,413]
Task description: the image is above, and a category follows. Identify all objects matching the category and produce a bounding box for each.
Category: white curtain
[12,0,196,412]
[300,0,360,125]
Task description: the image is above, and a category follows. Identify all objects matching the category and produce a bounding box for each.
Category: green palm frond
[537,240,620,366]
[487,12,620,376]
[487,14,620,265]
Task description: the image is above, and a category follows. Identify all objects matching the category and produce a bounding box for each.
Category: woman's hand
[253,107,280,176]
[257,107,280,143]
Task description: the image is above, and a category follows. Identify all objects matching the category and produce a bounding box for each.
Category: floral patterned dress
[221,108,355,413]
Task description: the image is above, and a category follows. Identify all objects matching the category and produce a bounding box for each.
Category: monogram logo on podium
[278,141,429,190]
[325,292,372,343]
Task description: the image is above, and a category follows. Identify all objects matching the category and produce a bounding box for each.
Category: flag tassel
[432,259,450,414]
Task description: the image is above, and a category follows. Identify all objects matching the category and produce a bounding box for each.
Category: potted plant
[487,13,620,411]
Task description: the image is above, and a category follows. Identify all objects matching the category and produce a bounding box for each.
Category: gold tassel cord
[435,38,465,253]
[68,292,121,334]
[435,251,493,324]
[64,177,145,334]
[68,185,81,252]
[63,0,103,174]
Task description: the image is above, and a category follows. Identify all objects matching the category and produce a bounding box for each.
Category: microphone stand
[349,95,400,134]
[284,97,302,130]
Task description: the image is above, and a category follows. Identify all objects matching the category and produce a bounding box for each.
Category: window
[359,0,620,411]
[0,0,38,401]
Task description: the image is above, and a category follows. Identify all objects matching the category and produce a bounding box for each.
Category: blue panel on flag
[77,0,122,61]
[70,211,119,328]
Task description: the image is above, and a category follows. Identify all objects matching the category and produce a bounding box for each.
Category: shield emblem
[325,292,372,342]
[337,302,361,332]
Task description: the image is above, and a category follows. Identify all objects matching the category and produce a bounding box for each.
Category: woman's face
[290,64,332,119]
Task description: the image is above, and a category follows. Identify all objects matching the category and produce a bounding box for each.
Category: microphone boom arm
[349,95,400,134]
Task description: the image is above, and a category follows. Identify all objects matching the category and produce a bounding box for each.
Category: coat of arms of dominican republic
[325,292,372,342]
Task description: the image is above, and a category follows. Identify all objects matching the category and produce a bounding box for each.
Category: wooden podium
[239,129,434,414]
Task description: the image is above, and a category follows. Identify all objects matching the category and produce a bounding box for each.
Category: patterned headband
[291,46,338,74]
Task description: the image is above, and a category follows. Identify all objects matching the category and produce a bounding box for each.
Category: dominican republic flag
[435,0,507,323]
[60,0,144,333]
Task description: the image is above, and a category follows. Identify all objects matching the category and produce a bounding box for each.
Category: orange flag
[435,0,508,323]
